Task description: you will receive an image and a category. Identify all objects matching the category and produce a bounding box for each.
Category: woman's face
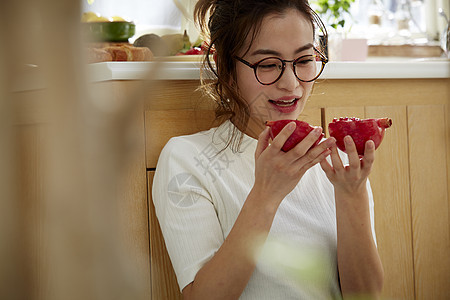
[235,8,316,138]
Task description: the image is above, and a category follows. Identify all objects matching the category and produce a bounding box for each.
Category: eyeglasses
[234,47,328,85]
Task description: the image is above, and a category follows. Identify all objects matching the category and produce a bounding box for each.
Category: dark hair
[194,0,327,152]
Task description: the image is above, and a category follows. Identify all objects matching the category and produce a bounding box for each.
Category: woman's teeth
[270,99,298,106]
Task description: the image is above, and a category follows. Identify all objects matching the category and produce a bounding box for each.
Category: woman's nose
[276,64,299,91]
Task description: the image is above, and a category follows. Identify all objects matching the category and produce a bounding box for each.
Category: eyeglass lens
[255,55,323,84]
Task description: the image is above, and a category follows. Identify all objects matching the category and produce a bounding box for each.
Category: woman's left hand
[320,135,375,196]
[321,136,384,297]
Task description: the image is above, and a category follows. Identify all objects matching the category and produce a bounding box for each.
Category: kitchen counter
[13,58,450,92]
[86,58,450,82]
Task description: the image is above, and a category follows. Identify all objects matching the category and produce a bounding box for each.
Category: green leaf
[312,0,356,30]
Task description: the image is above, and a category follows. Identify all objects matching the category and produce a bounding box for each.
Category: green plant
[311,0,355,30]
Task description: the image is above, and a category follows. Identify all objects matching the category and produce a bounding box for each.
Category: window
[349,0,449,42]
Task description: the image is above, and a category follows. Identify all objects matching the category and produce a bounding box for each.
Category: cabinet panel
[310,79,450,108]
[145,110,217,168]
[145,80,214,111]
[147,171,183,300]
[408,105,450,300]
[365,106,414,300]
[117,122,151,300]
[297,107,322,128]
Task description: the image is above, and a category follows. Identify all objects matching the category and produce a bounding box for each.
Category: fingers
[329,142,344,171]
[295,136,334,172]
[286,126,323,159]
[361,140,375,177]
[343,135,361,171]
[302,136,334,162]
[300,146,332,171]
[325,137,376,182]
[320,157,333,175]
[255,126,271,159]
[264,123,333,176]
[270,121,297,151]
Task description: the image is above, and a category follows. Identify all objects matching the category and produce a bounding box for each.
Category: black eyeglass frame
[234,47,328,85]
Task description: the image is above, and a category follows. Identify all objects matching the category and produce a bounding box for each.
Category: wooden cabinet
[15,77,450,299]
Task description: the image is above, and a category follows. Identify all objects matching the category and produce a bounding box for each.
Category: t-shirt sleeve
[152,137,224,292]
[366,179,377,246]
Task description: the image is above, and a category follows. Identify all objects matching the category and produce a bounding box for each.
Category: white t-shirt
[152,120,377,299]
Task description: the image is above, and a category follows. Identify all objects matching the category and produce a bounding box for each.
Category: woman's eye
[297,57,314,65]
[258,63,280,71]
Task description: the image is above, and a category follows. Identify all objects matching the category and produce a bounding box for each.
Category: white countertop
[13,58,450,92]
[86,58,450,82]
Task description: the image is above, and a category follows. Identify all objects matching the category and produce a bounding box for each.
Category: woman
[152,0,384,299]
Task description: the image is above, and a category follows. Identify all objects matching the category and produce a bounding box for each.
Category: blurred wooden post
[1,0,151,299]
[0,1,34,299]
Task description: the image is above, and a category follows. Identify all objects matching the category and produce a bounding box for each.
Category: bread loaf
[86,47,113,63]
[86,42,153,63]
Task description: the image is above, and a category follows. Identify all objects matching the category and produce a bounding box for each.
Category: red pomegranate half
[328,117,392,156]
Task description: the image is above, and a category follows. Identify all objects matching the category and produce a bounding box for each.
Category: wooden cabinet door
[366,106,415,300]
[408,105,450,300]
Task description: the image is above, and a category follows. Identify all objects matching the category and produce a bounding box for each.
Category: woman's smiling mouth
[269,98,299,106]
[268,98,300,113]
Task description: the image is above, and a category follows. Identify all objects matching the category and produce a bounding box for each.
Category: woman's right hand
[253,121,335,204]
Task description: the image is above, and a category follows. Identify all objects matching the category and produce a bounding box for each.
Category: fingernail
[367,140,375,149]
[326,137,336,146]
[313,127,322,135]
[344,135,352,143]
[287,122,296,130]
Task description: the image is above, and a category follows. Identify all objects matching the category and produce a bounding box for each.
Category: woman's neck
[231,115,266,140]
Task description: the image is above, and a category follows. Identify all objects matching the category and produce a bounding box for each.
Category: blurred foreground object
[1,0,154,299]
[257,237,328,289]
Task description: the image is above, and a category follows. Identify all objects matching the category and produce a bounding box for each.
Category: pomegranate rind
[376,118,393,129]
[265,119,323,152]
[328,117,392,156]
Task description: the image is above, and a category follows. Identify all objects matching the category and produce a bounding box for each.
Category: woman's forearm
[182,188,280,300]
[335,190,384,299]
